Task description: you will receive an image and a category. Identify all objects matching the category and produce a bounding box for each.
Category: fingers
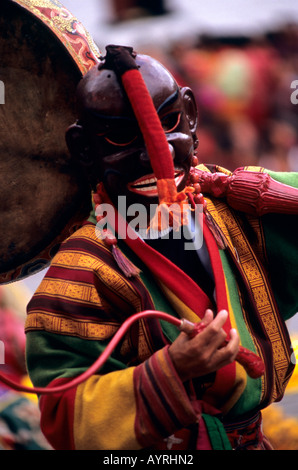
[213,309,228,327]
[199,309,228,346]
[168,308,240,382]
[214,327,240,369]
[190,309,240,368]
[203,309,229,329]
[196,309,227,334]
[202,308,214,325]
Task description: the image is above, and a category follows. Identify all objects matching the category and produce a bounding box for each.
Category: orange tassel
[148,179,192,232]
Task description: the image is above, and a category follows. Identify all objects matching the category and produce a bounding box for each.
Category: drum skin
[0,0,100,283]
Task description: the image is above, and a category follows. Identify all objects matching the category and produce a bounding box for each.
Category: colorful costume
[25,164,298,450]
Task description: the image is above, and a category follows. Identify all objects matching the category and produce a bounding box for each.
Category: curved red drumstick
[0,310,264,396]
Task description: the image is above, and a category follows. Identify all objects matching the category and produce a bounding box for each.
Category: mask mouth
[127,168,185,197]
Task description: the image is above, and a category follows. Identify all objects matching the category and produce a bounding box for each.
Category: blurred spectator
[259,117,298,171]
[164,25,298,172]
[0,285,52,450]
[110,0,168,22]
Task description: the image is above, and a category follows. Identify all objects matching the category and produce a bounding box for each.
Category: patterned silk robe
[25,165,298,450]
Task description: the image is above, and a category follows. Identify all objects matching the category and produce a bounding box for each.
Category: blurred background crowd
[91,0,298,173]
[165,29,298,172]
[0,0,298,451]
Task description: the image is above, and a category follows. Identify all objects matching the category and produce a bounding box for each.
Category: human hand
[168,309,239,382]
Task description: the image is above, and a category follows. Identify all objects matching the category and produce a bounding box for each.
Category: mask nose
[139,143,175,167]
[167,143,175,159]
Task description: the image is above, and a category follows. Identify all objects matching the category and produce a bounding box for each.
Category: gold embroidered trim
[14,0,99,73]
[206,196,291,401]
[25,311,119,340]
[35,277,104,306]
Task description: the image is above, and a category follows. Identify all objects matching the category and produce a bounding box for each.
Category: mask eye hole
[97,129,138,147]
[161,111,181,133]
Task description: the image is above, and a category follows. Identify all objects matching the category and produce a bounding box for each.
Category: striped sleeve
[25,225,198,450]
[134,346,199,447]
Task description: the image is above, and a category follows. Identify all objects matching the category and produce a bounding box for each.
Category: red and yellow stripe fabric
[25,224,200,449]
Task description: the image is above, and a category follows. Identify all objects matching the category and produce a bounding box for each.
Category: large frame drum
[0,0,100,283]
